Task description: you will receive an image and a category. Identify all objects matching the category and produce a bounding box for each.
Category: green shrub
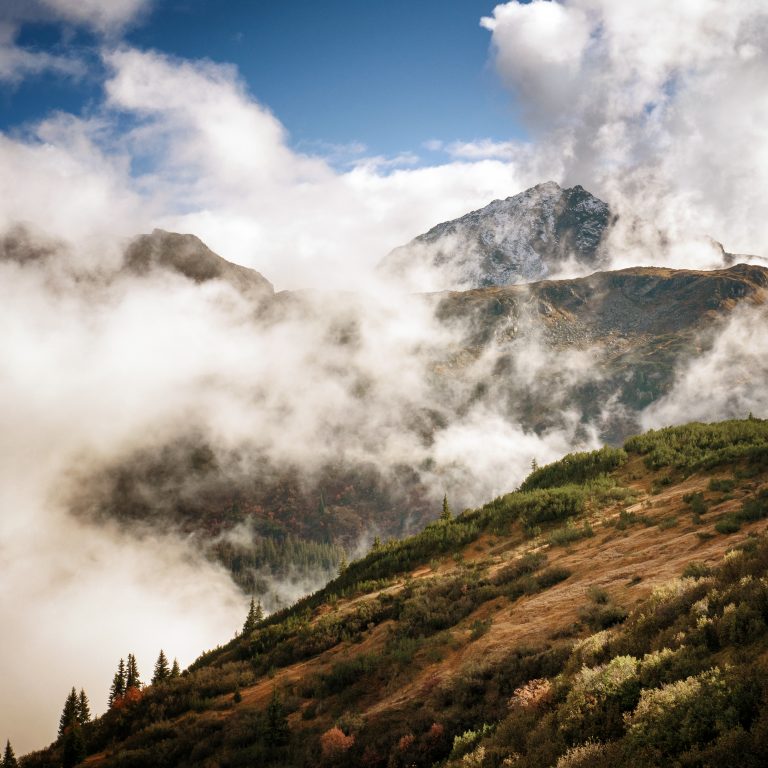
[448,724,492,760]
[624,419,768,473]
[537,567,573,589]
[715,517,742,535]
[548,520,594,547]
[682,561,712,579]
[739,489,768,522]
[561,656,641,740]
[683,492,707,516]
[709,478,736,493]
[520,447,628,491]
[624,667,738,756]
[579,603,629,631]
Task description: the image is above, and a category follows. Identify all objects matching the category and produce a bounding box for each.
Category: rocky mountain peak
[123,229,274,299]
[380,181,614,291]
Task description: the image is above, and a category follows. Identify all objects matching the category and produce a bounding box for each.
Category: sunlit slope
[23,418,768,768]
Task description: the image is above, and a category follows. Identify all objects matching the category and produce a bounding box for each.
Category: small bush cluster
[624,418,768,473]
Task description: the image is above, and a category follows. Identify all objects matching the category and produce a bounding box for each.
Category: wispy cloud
[481,0,768,258]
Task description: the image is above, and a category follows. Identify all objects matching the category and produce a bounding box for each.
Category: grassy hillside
[23,418,768,768]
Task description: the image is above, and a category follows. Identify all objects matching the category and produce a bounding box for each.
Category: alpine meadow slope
[19,418,768,768]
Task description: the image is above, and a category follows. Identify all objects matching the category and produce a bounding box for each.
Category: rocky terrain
[123,229,274,300]
[433,263,768,438]
[380,181,614,291]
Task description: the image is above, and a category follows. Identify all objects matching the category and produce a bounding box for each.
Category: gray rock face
[123,229,274,299]
[380,181,614,291]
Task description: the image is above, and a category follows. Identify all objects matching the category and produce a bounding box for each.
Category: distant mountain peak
[380,181,614,291]
[123,229,274,298]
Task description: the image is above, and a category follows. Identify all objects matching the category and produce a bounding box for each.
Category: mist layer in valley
[2,0,768,755]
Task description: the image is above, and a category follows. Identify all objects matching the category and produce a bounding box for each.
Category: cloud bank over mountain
[1,0,767,754]
[482,0,768,260]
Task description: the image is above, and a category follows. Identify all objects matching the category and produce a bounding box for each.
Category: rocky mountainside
[69,240,768,608]
[433,263,768,439]
[123,229,274,299]
[380,181,614,291]
[22,419,768,768]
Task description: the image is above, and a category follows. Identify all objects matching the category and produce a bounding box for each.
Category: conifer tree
[77,689,91,725]
[3,740,17,768]
[242,597,264,635]
[108,658,126,706]
[337,552,348,575]
[265,688,290,747]
[125,653,141,690]
[58,687,79,739]
[152,650,170,684]
[441,494,452,522]
[170,658,181,678]
[61,724,86,768]
[372,535,382,551]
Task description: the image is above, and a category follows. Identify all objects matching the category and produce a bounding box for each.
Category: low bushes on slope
[453,534,768,768]
[625,417,768,473]
[519,447,628,491]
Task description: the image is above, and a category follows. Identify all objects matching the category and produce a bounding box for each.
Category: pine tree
[337,552,348,576]
[242,597,264,635]
[440,494,452,522]
[372,535,382,551]
[76,689,90,725]
[61,724,86,768]
[125,653,141,690]
[170,658,181,678]
[108,658,126,706]
[58,687,79,739]
[531,457,539,472]
[3,740,18,768]
[152,650,170,684]
[264,688,290,747]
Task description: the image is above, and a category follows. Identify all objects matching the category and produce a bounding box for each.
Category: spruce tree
[3,740,17,768]
[108,658,126,706]
[242,597,264,635]
[61,724,86,768]
[264,688,289,747]
[441,494,452,522]
[170,658,181,678]
[58,687,79,739]
[77,689,91,725]
[152,650,170,684]
[125,653,141,690]
[337,552,348,576]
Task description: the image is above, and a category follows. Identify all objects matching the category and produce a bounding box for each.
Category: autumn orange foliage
[320,726,355,760]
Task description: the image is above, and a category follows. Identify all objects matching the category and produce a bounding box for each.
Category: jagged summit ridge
[380,181,613,291]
